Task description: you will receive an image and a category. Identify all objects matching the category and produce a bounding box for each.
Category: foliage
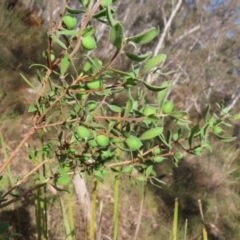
[0,0,239,239]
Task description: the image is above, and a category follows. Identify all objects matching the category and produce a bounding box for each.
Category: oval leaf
[81,26,95,37]
[51,34,67,49]
[139,127,163,140]
[108,104,121,113]
[110,22,124,50]
[66,5,85,14]
[57,30,79,36]
[127,27,159,44]
[143,80,172,92]
[142,54,166,75]
[60,53,70,77]
[125,51,152,62]
[157,81,172,108]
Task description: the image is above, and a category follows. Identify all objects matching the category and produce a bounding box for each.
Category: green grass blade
[59,196,73,240]
[113,175,119,240]
[172,198,179,240]
[184,219,188,240]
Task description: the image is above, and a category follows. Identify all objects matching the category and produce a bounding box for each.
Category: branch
[154,0,183,56]
[146,0,183,83]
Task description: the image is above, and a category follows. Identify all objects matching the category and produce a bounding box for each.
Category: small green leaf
[51,34,67,49]
[214,135,236,142]
[202,142,212,153]
[192,147,202,156]
[173,152,183,162]
[57,29,79,35]
[106,4,115,27]
[230,113,240,120]
[57,168,70,185]
[139,127,163,140]
[110,22,124,50]
[60,53,70,77]
[93,169,105,183]
[125,51,152,62]
[188,124,200,147]
[146,165,153,176]
[125,136,142,151]
[85,55,102,74]
[28,105,37,113]
[107,104,121,113]
[81,26,95,37]
[122,166,133,173]
[20,73,38,91]
[143,80,172,92]
[153,157,165,163]
[169,111,189,119]
[166,130,172,147]
[137,177,146,182]
[203,105,210,123]
[157,82,172,109]
[93,8,114,19]
[66,5,85,14]
[124,99,133,117]
[127,27,159,44]
[142,54,166,75]
[157,133,171,148]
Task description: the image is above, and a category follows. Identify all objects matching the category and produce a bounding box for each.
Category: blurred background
[1,0,240,239]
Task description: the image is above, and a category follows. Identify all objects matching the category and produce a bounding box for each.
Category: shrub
[0,1,239,239]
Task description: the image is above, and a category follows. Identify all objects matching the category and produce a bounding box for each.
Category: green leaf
[20,73,38,91]
[57,168,70,185]
[192,146,202,156]
[146,165,153,176]
[66,5,85,14]
[169,111,189,119]
[203,105,210,123]
[142,54,166,75]
[137,177,146,182]
[122,166,133,173]
[188,124,201,147]
[29,64,49,70]
[143,80,172,92]
[57,29,79,36]
[127,27,159,44]
[124,99,133,117]
[85,55,102,74]
[139,127,163,140]
[107,104,121,113]
[93,169,105,183]
[230,113,240,120]
[93,8,114,19]
[51,34,67,49]
[153,157,165,163]
[125,51,152,62]
[157,82,172,109]
[157,133,171,148]
[166,130,172,148]
[28,105,37,113]
[60,53,70,77]
[214,135,236,143]
[81,26,95,37]
[110,22,124,50]
[106,4,115,27]
[202,142,212,153]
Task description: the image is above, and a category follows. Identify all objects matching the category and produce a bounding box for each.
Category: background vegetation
[0,0,240,239]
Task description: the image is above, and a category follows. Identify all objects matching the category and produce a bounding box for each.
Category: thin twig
[2,159,49,198]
